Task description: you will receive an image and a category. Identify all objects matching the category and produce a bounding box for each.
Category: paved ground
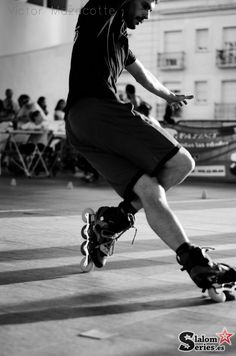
[0,176,236,356]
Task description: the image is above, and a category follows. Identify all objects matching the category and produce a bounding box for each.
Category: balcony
[215,103,236,120]
[216,49,236,68]
[157,52,185,70]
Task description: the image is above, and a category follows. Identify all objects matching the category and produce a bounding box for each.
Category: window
[223,27,236,50]
[222,81,236,103]
[47,0,67,11]
[195,81,208,104]
[27,0,45,5]
[164,30,183,52]
[27,0,67,10]
[196,29,209,52]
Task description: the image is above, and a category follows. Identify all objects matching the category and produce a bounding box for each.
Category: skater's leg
[93,145,194,243]
[156,147,195,191]
[128,146,195,211]
[133,174,190,251]
[132,172,236,291]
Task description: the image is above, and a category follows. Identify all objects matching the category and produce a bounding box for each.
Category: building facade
[3,0,236,120]
[118,0,236,121]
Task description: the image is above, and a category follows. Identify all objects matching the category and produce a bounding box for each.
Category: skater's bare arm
[126,59,193,107]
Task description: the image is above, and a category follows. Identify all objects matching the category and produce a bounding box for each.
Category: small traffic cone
[201,190,207,199]
[67,181,74,190]
[10,178,16,187]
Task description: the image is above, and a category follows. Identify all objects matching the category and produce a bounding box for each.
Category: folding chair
[7,130,51,177]
[27,131,53,177]
[45,133,66,176]
[8,131,32,176]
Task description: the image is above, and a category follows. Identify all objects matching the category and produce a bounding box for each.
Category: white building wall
[118,0,236,121]
[0,0,82,56]
[0,0,83,115]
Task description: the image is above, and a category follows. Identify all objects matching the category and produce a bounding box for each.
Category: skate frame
[84,212,92,267]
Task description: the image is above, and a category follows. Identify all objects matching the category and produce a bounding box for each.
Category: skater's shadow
[0,259,171,285]
[0,264,82,285]
[0,293,212,326]
[0,246,81,263]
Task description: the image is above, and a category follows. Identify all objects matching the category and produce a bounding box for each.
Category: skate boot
[177,243,236,302]
[80,206,135,272]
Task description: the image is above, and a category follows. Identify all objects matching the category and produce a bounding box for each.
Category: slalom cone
[10,178,16,187]
[67,181,74,190]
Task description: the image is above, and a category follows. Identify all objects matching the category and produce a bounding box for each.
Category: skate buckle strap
[105,213,137,254]
[113,213,137,245]
[126,213,137,245]
[131,226,137,245]
[114,225,137,245]
[95,212,138,258]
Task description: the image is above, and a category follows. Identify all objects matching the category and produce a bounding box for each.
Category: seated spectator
[37,96,49,116]
[21,111,49,148]
[54,99,66,121]
[0,99,10,123]
[137,101,161,127]
[3,89,19,120]
[16,96,47,129]
[125,84,142,110]
[21,110,49,131]
[18,94,30,109]
[137,101,152,117]
[163,104,176,125]
[0,100,13,132]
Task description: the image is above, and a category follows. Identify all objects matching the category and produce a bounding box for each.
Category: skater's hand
[167,93,194,110]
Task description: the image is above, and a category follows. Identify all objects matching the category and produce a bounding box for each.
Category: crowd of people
[0,85,177,179]
[0,89,66,131]
[0,89,70,176]
[0,85,178,131]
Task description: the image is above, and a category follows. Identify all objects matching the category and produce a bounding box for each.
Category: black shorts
[66,98,181,199]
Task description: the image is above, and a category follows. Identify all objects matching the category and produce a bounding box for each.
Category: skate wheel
[82,208,95,223]
[80,257,94,273]
[81,225,88,239]
[80,241,87,256]
[208,287,226,303]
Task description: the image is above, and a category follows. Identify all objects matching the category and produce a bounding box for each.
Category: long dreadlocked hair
[96,1,132,78]
[97,0,159,76]
[74,1,158,77]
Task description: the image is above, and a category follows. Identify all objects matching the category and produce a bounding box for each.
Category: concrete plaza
[0,176,236,356]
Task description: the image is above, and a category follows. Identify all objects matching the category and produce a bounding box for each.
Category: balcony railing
[215,103,236,120]
[216,49,236,68]
[157,52,185,70]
